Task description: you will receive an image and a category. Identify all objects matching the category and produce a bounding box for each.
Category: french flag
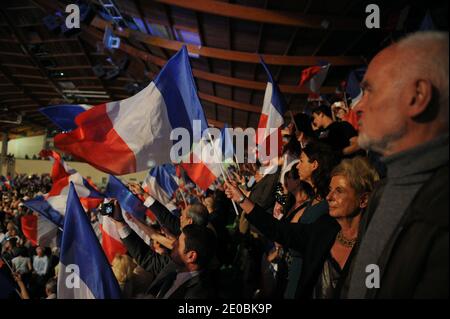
[40,104,91,131]
[0,176,11,190]
[105,175,155,245]
[24,150,104,217]
[23,150,103,246]
[216,124,235,165]
[99,216,127,264]
[52,46,208,175]
[299,63,330,93]
[0,260,18,299]
[346,67,366,107]
[57,183,122,299]
[180,136,223,191]
[20,214,60,248]
[256,58,287,163]
[143,164,179,212]
[105,175,151,221]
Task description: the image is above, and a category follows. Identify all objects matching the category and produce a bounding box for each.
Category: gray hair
[396,31,449,128]
[46,278,57,294]
[186,203,209,227]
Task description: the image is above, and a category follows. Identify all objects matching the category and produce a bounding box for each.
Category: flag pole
[1,256,23,299]
[234,154,241,174]
[178,188,188,207]
[207,132,240,216]
[174,165,189,207]
[289,110,299,132]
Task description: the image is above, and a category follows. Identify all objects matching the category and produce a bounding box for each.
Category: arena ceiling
[0,0,447,138]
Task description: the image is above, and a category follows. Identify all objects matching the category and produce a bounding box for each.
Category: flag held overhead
[52,46,208,175]
[57,182,121,299]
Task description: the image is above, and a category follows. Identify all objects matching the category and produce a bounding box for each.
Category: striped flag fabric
[40,104,91,131]
[346,67,367,107]
[57,183,121,299]
[143,164,179,211]
[105,175,154,245]
[23,150,103,247]
[256,58,287,165]
[99,215,127,264]
[299,63,330,93]
[51,46,208,175]
[180,136,223,191]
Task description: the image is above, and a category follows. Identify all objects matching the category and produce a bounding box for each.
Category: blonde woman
[225,156,380,299]
[111,254,138,298]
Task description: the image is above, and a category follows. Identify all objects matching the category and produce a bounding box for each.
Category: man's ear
[359,192,369,209]
[408,79,433,118]
[311,160,319,172]
[186,250,197,264]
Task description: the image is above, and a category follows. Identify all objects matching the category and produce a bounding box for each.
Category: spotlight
[103,26,121,49]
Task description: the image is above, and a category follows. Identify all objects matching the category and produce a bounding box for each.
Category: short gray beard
[358,127,407,155]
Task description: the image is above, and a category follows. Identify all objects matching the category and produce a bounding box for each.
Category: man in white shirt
[32,246,48,276]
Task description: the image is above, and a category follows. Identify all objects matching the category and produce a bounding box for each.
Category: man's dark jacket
[345,163,449,298]
[121,229,216,298]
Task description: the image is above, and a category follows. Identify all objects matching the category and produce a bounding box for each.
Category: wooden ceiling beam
[46,65,115,71]
[132,0,166,73]
[247,0,268,127]
[0,62,45,107]
[86,23,336,94]
[91,17,363,66]
[227,2,234,127]
[195,11,218,122]
[199,92,260,113]
[0,8,66,100]
[207,118,225,128]
[0,51,26,57]
[2,63,37,70]
[77,36,117,99]
[12,74,45,80]
[153,0,362,30]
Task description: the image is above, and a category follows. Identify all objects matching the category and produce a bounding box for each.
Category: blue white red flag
[57,183,121,299]
[51,46,208,175]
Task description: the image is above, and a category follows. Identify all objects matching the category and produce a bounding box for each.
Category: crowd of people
[0,31,448,299]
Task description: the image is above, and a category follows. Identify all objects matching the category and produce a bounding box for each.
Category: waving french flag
[216,124,234,165]
[105,175,150,221]
[256,58,287,162]
[346,67,367,107]
[143,164,179,210]
[299,62,330,93]
[40,104,91,131]
[23,150,104,246]
[105,175,155,245]
[0,175,12,190]
[52,46,208,175]
[58,183,121,299]
[20,214,60,248]
[181,136,223,191]
[99,216,128,264]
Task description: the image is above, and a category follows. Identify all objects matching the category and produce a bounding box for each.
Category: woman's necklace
[336,230,357,248]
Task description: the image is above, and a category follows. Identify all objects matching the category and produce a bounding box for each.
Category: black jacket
[122,229,170,277]
[246,205,341,298]
[352,163,449,298]
[149,200,181,236]
[122,228,216,298]
[249,167,281,214]
[146,264,217,299]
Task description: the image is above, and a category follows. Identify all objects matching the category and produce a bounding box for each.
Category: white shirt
[33,255,48,276]
[12,256,31,274]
